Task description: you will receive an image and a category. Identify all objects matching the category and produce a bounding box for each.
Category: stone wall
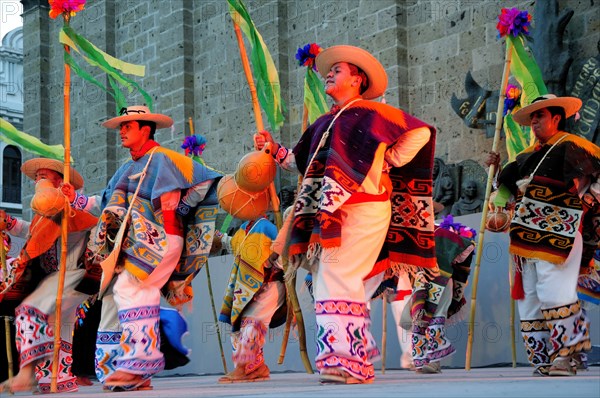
[19,0,599,215]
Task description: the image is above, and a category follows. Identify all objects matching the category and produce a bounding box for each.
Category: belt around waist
[345,191,390,204]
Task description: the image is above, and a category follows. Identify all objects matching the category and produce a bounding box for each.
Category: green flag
[0,118,65,160]
[304,68,328,124]
[60,26,153,112]
[503,35,548,161]
[227,0,285,132]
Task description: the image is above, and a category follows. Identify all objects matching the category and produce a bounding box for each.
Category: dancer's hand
[253,130,274,151]
[484,151,500,169]
[61,183,76,202]
[265,252,280,268]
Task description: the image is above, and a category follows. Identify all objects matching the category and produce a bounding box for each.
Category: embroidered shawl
[89,147,221,283]
[499,132,600,265]
[410,227,474,327]
[289,99,437,272]
[218,218,279,331]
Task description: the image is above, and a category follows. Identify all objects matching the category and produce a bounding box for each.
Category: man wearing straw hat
[486,94,600,376]
[63,105,221,391]
[0,159,98,394]
[256,45,437,384]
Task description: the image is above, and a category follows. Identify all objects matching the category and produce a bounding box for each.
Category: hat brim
[102,114,174,129]
[316,45,388,100]
[21,158,84,190]
[512,97,582,126]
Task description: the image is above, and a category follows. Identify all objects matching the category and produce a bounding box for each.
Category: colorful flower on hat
[48,0,86,19]
[181,134,207,157]
[496,8,531,38]
[503,84,522,115]
[295,43,322,71]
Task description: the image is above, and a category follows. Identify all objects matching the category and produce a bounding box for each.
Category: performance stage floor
[5,366,598,397]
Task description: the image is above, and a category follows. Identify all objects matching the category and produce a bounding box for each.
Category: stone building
[0,26,23,218]
[18,0,599,215]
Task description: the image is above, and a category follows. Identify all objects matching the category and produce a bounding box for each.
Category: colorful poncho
[219,218,280,331]
[410,226,475,327]
[289,99,437,273]
[0,211,98,301]
[499,132,600,265]
[90,147,221,287]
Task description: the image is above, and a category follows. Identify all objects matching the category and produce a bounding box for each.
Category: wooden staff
[51,33,73,392]
[231,16,313,373]
[277,106,304,364]
[1,231,15,389]
[508,259,517,367]
[276,105,313,373]
[277,284,293,365]
[187,117,228,374]
[381,297,387,374]
[465,42,513,370]
[231,19,282,229]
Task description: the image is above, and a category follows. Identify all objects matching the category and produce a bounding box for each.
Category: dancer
[255,45,437,384]
[486,94,599,376]
[0,159,97,393]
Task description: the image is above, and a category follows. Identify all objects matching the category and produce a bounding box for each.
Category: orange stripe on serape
[364,258,390,280]
[509,245,568,266]
[348,100,410,130]
[521,131,600,159]
[155,147,195,184]
[21,210,97,262]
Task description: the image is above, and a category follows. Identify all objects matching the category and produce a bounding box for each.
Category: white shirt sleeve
[384,127,431,167]
[72,193,102,216]
[181,180,214,207]
[7,218,30,239]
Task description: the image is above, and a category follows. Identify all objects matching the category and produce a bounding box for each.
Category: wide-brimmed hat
[315,45,388,100]
[21,158,84,190]
[102,105,173,129]
[512,94,582,126]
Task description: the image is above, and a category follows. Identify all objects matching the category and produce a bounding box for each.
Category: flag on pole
[0,118,65,160]
[59,26,152,112]
[227,0,285,132]
[296,43,328,124]
[497,8,548,161]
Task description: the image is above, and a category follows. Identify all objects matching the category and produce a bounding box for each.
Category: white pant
[517,232,590,364]
[389,273,413,365]
[517,232,582,319]
[95,234,183,385]
[314,200,390,381]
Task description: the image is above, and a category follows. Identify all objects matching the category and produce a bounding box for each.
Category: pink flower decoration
[296,43,323,70]
[496,8,531,38]
[49,0,86,20]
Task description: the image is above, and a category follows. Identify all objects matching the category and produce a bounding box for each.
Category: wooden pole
[277,293,293,364]
[1,232,15,391]
[205,262,228,374]
[51,34,73,392]
[509,259,517,367]
[276,104,312,372]
[381,297,387,374]
[465,42,512,370]
[231,17,312,373]
[187,117,228,374]
[278,105,307,365]
[188,117,195,136]
[231,18,281,229]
